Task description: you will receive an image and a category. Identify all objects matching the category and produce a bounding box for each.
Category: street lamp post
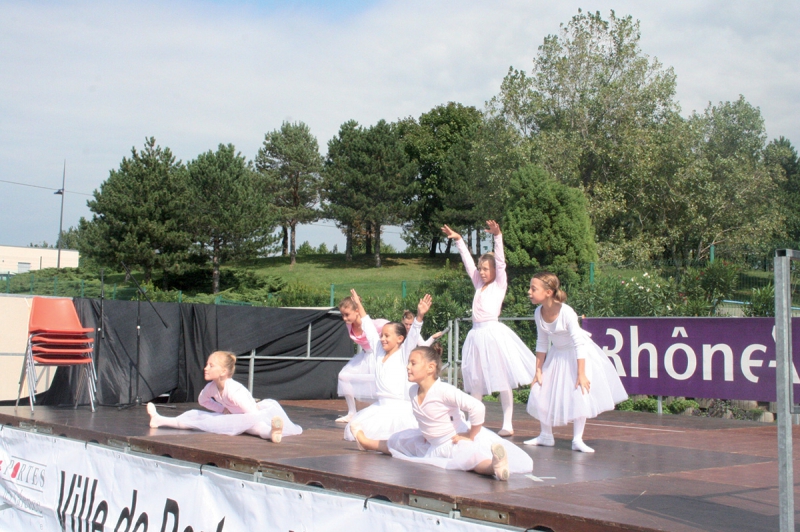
[55,160,65,269]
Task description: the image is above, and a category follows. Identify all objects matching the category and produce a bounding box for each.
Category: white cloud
[1,0,797,251]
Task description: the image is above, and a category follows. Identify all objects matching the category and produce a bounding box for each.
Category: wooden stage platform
[1,400,797,532]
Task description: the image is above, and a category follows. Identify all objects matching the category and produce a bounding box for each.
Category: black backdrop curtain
[38,299,350,406]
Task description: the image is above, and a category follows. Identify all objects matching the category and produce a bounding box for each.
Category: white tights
[472,389,515,432]
[536,417,587,441]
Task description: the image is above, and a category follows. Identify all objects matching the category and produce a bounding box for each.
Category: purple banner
[581,317,800,402]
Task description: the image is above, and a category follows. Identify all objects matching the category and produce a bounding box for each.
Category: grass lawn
[240,253,463,300]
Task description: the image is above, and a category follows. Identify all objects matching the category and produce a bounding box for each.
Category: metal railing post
[447,319,453,385]
[454,319,460,386]
[589,262,595,285]
[307,323,312,358]
[248,349,255,394]
[775,250,795,532]
[330,284,335,307]
[402,281,407,299]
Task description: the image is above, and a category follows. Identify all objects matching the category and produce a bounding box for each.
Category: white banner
[0,426,514,532]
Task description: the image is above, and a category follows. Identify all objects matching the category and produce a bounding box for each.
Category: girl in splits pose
[343,290,431,442]
[441,220,537,436]
[336,296,389,423]
[351,345,533,481]
[525,272,627,452]
[147,351,302,443]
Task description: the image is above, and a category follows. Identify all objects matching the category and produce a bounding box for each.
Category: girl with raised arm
[441,220,537,436]
[343,290,432,442]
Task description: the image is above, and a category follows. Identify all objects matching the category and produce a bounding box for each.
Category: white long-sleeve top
[455,234,507,323]
[362,314,422,401]
[409,379,486,447]
[197,379,258,414]
[534,303,589,360]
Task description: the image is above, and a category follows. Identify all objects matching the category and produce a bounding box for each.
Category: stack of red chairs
[16,297,97,413]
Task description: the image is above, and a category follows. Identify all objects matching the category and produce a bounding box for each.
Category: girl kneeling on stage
[350,346,533,481]
[147,351,302,443]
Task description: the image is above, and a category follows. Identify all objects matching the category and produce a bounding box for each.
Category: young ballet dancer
[402,310,447,347]
[350,345,533,481]
[336,296,389,423]
[343,290,431,442]
[147,351,302,443]
[441,220,537,436]
[525,272,628,452]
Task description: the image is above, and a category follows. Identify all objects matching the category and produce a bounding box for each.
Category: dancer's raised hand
[416,294,433,321]
[441,225,461,241]
[485,220,501,236]
[350,289,366,317]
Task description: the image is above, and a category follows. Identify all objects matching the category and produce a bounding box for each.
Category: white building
[0,245,80,274]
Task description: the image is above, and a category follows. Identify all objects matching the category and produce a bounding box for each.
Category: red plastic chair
[16,297,96,413]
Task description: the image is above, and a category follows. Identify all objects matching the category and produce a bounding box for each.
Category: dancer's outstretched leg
[247,416,284,442]
[524,420,554,446]
[350,423,390,454]
[147,403,190,430]
[498,389,514,436]
[571,417,594,453]
[472,444,509,481]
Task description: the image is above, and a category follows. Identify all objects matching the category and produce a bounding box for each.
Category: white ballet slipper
[523,435,555,446]
[335,414,353,423]
[349,423,365,451]
[497,428,514,437]
[270,416,284,443]
[491,444,509,481]
[571,439,594,453]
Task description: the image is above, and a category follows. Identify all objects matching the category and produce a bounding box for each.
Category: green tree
[503,165,596,282]
[255,122,323,266]
[402,102,484,256]
[322,120,415,267]
[321,120,365,261]
[489,10,680,261]
[187,144,278,294]
[79,137,191,283]
[765,136,800,247]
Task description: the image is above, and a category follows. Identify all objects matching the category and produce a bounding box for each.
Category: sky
[1,0,798,254]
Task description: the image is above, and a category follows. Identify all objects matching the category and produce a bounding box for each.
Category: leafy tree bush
[503,165,596,288]
[743,283,775,317]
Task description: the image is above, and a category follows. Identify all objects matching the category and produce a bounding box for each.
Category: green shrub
[743,283,774,317]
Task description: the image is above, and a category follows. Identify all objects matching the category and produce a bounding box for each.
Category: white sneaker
[571,439,595,453]
[523,435,555,446]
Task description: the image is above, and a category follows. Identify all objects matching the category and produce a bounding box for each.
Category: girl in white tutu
[343,290,431,442]
[441,220,537,436]
[336,296,389,423]
[147,351,302,443]
[525,272,628,452]
[351,345,533,481]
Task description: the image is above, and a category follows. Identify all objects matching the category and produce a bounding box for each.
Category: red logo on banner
[11,462,20,478]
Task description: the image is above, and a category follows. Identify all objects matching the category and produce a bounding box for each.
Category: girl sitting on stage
[147,350,302,443]
[336,296,389,423]
[343,289,430,442]
[350,345,533,481]
[525,272,627,452]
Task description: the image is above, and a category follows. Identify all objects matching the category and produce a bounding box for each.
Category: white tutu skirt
[337,351,377,401]
[527,341,628,426]
[461,321,538,395]
[173,399,303,439]
[344,398,418,441]
[387,428,533,474]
